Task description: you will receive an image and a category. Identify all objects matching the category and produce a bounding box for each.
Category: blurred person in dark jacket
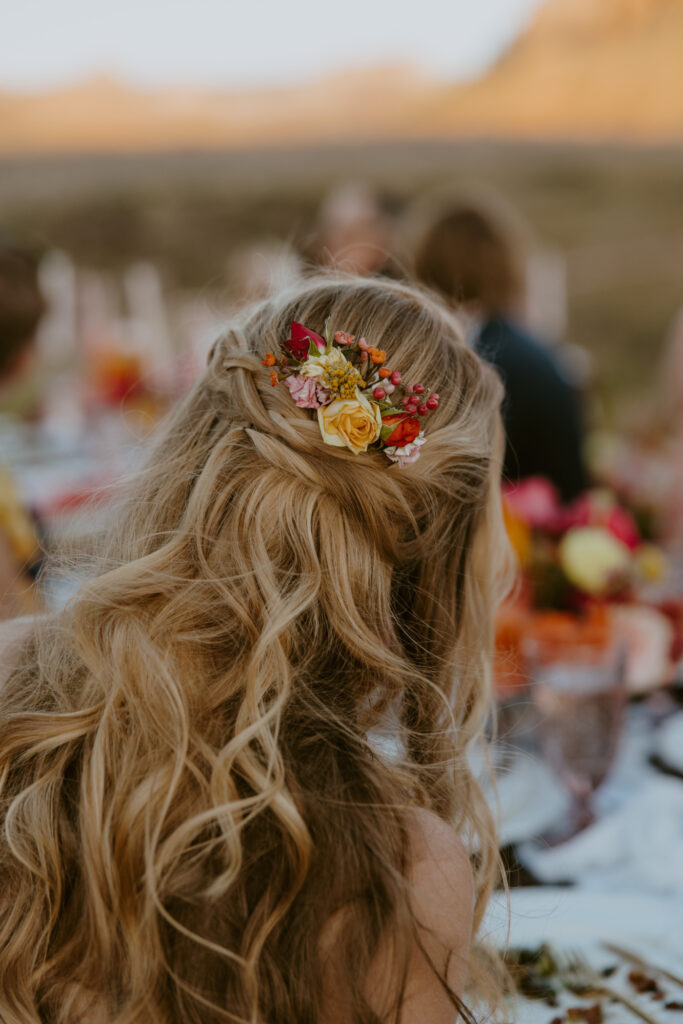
[413,202,587,501]
[0,244,45,619]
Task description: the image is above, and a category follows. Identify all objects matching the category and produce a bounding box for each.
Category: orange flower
[269,371,279,386]
[503,499,532,567]
[528,606,612,654]
[494,598,532,696]
[262,353,276,367]
[378,366,392,379]
[369,348,386,364]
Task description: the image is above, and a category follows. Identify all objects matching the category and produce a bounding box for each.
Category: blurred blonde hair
[0,275,510,1023]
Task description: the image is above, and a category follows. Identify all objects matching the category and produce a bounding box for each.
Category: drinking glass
[524,632,626,843]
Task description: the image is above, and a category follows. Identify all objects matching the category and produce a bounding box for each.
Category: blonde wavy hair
[0,275,510,1023]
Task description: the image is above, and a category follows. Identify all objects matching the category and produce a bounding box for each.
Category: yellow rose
[559,526,631,595]
[300,347,346,380]
[317,390,382,455]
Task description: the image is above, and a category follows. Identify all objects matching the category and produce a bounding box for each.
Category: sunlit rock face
[1,0,683,153]
[531,0,681,39]
[435,0,683,140]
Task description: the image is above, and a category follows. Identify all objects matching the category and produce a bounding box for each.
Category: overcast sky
[1,0,546,91]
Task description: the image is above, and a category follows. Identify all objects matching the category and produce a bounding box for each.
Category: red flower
[560,492,640,549]
[284,321,326,361]
[382,414,420,448]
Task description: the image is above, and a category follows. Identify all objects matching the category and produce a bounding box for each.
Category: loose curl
[0,275,510,1023]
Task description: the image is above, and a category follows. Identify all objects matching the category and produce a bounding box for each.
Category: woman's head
[0,275,509,1023]
[413,202,525,317]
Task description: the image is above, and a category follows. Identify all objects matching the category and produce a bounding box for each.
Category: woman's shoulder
[405,807,475,939]
[398,809,476,1020]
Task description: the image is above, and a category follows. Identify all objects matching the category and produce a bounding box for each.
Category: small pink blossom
[334,331,355,346]
[284,373,330,409]
[384,435,426,467]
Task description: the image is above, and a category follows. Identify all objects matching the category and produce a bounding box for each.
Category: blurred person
[413,201,587,501]
[225,239,302,307]
[0,275,510,1023]
[661,303,683,548]
[0,244,44,619]
[307,182,398,277]
[0,245,44,390]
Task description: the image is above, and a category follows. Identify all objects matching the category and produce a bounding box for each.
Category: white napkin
[518,775,683,897]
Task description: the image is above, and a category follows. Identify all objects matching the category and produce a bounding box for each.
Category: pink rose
[284,373,330,409]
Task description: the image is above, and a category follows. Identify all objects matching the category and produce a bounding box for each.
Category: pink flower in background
[502,477,562,531]
[284,374,330,409]
[605,505,640,550]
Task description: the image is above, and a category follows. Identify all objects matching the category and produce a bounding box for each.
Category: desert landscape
[1,0,682,419]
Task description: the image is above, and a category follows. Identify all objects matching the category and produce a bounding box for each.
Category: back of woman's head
[413,204,524,317]
[0,275,508,1023]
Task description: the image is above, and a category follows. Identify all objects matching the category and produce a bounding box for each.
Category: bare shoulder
[406,807,475,927]
[0,615,36,689]
[320,809,476,1024]
[405,807,475,991]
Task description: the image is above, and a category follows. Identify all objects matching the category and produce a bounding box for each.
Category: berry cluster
[371,372,440,418]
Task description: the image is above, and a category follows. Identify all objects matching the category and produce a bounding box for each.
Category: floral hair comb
[262,321,439,465]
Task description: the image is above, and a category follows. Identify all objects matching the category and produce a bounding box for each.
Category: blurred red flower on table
[495,476,674,698]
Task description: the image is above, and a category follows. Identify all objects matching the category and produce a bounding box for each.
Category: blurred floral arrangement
[503,477,666,611]
[496,477,678,696]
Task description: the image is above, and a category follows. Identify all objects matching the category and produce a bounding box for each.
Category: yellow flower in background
[634,543,668,584]
[559,526,631,595]
[0,469,40,565]
[317,390,382,454]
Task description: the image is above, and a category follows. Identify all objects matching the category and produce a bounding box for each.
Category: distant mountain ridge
[1,0,682,154]
[432,0,683,139]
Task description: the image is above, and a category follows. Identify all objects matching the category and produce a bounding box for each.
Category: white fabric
[518,774,683,896]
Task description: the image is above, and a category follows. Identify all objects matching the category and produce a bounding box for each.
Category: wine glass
[524,631,626,843]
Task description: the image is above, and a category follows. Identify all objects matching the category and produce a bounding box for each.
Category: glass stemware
[524,631,626,843]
